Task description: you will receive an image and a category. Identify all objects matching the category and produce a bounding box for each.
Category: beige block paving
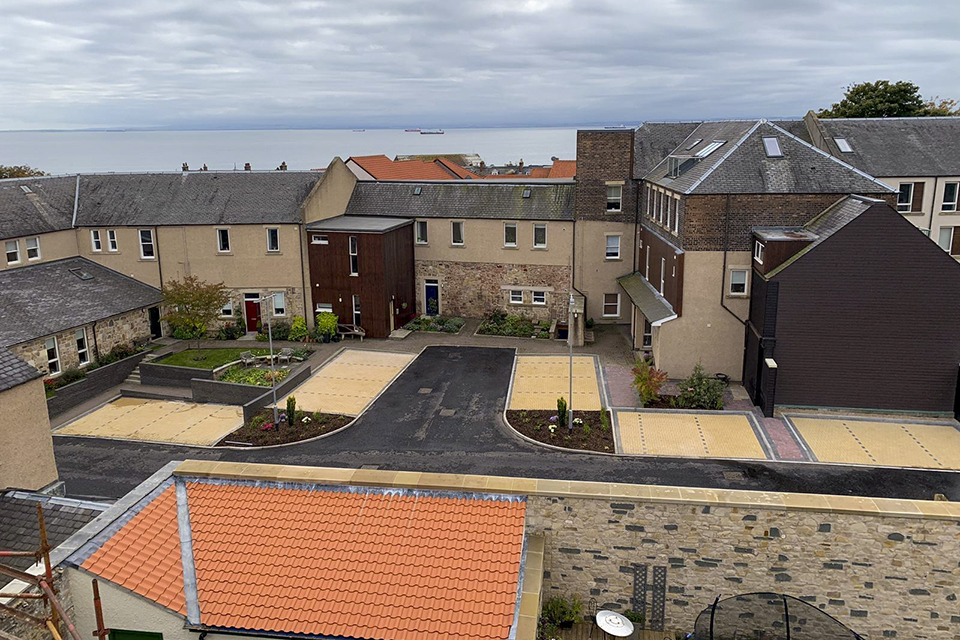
[280,349,415,416]
[617,411,767,460]
[509,356,602,411]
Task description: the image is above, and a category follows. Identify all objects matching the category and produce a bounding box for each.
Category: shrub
[632,358,668,406]
[219,367,289,387]
[60,367,86,385]
[315,312,339,338]
[557,397,568,430]
[217,321,245,340]
[676,362,725,410]
[623,609,645,625]
[289,316,308,341]
[172,325,195,340]
[249,414,267,430]
[541,595,583,626]
[599,408,611,432]
[585,317,595,329]
[286,396,297,425]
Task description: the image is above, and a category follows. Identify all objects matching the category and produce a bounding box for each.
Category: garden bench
[337,323,366,342]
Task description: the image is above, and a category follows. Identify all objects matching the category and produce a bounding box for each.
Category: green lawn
[159,348,269,369]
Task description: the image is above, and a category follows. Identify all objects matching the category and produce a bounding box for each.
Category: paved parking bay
[790,416,960,470]
[56,397,243,446]
[616,411,770,460]
[509,355,603,411]
[280,349,415,416]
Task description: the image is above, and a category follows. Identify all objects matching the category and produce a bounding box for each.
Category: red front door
[244,298,261,332]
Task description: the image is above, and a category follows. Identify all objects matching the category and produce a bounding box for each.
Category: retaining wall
[139,361,215,388]
[241,363,314,423]
[46,352,147,418]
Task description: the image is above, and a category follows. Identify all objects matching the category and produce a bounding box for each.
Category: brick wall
[575,130,638,224]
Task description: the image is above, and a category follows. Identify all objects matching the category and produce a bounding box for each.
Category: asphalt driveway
[52,346,960,502]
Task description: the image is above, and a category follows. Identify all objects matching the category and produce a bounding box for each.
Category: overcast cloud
[0,0,957,130]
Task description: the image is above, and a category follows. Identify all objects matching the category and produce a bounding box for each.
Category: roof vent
[762,136,783,157]
[68,267,94,281]
[522,188,531,198]
[834,137,853,153]
[20,185,32,194]
[413,186,422,196]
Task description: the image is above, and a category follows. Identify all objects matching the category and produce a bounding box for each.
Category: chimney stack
[244,162,251,171]
[202,164,208,171]
[279,161,287,171]
[182,162,189,172]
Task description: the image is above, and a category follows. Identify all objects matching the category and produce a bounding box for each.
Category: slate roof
[815,117,960,177]
[633,122,702,179]
[0,175,77,241]
[0,347,41,392]
[75,172,321,227]
[645,120,894,195]
[74,478,528,640]
[345,181,576,221]
[0,257,163,347]
[617,272,676,325]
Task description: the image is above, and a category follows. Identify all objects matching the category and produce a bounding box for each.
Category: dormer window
[762,137,783,157]
[834,137,853,153]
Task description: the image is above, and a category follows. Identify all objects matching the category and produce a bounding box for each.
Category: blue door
[424,279,440,316]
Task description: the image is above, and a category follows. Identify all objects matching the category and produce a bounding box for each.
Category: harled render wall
[0,378,58,490]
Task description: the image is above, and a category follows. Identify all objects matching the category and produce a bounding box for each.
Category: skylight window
[834,137,853,153]
[762,137,783,157]
[695,141,725,158]
[68,267,94,281]
[522,188,531,198]
[20,185,32,194]
[685,138,703,150]
[413,186,422,196]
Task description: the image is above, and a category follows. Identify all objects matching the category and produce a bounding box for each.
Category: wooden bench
[337,323,366,342]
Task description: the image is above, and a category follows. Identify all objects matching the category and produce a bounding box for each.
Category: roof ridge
[681,120,764,194]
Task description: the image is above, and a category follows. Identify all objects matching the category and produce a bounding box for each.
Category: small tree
[0,165,46,179]
[162,276,231,359]
[556,396,568,430]
[632,358,668,406]
[818,80,958,118]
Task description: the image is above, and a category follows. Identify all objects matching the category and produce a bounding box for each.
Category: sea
[0,127,580,174]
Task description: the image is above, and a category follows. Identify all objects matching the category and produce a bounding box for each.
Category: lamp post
[257,294,280,426]
[568,292,576,433]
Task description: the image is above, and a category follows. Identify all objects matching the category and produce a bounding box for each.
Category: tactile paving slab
[509,355,602,411]
[616,411,767,460]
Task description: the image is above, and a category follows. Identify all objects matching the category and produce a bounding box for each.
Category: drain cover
[418,388,432,394]
[439,409,456,417]
[360,464,380,470]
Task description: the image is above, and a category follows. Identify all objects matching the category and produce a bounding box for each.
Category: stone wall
[415,260,570,321]
[0,570,73,640]
[92,308,152,354]
[218,286,307,329]
[526,495,960,639]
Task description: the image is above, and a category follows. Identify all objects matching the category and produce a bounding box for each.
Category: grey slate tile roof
[0,257,163,348]
[0,347,41,392]
[645,121,894,195]
[344,181,576,221]
[633,122,702,178]
[816,117,960,177]
[76,171,322,226]
[0,175,77,241]
[617,272,676,325]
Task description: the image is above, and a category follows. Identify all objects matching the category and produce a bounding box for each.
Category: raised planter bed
[402,316,466,334]
[506,409,615,453]
[46,351,148,418]
[217,408,351,447]
[475,312,553,339]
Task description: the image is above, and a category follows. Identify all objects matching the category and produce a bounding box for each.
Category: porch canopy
[616,272,676,326]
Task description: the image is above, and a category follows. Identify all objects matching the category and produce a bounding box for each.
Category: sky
[1,0,958,131]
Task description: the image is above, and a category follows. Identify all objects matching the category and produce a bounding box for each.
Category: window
[695,140,725,158]
[646,186,652,218]
[606,184,622,212]
[352,294,361,326]
[602,293,620,317]
[673,197,680,233]
[217,229,231,252]
[729,269,748,296]
[834,137,853,153]
[761,136,783,157]
[660,257,666,295]
[665,196,672,229]
[644,246,650,280]
[272,292,286,316]
[315,303,333,314]
[533,224,547,248]
[451,221,464,246]
[45,336,60,375]
[413,186,422,196]
[266,227,280,252]
[943,182,958,212]
[26,237,40,260]
[522,188,531,199]
[532,291,546,305]
[509,290,523,304]
[504,222,517,247]
[685,138,703,151]
[220,300,234,317]
[897,183,914,212]
[75,328,89,365]
[5,240,19,265]
[91,230,102,252]
[938,227,954,253]
[605,235,621,260]
[642,318,652,348]
[349,236,359,275]
[107,229,118,252]
[139,229,155,259]
[311,234,328,245]
[659,192,666,225]
[754,240,765,264]
[415,220,428,244]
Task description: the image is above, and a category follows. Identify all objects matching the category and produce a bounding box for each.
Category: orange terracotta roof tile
[527,167,550,178]
[81,480,527,640]
[349,155,456,180]
[548,160,576,178]
[434,157,481,179]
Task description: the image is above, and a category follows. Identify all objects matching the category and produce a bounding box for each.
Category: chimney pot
[182,162,189,171]
[244,162,251,171]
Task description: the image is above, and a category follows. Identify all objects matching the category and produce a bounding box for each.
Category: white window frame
[5,239,20,265]
[665,197,672,230]
[138,229,155,260]
[729,269,748,296]
[834,137,853,153]
[942,182,958,212]
[75,327,89,366]
[509,290,524,304]
[532,290,546,306]
[606,184,623,212]
[349,236,359,275]
[657,192,664,225]
[415,220,428,245]
[897,183,914,212]
[754,240,765,264]
[107,229,118,252]
[25,236,41,261]
[311,234,329,245]
[762,136,783,157]
[315,303,334,314]
[91,230,102,252]
[266,227,280,253]
[605,234,621,260]
[602,293,620,318]
[352,294,361,326]
[272,291,286,317]
[533,223,547,249]
[673,196,680,233]
[217,228,231,253]
[220,300,234,318]
[660,257,666,295]
[642,318,652,348]
[938,227,954,253]
[451,221,464,246]
[646,186,652,218]
[503,222,518,248]
[45,336,60,375]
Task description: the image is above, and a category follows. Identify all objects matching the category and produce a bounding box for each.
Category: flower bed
[217,366,290,387]
[44,343,149,397]
[477,311,551,338]
[506,409,615,452]
[217,407,351,446]
[402,315,465,333]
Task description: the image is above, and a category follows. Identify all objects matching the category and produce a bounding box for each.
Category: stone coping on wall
[171,460,960,521]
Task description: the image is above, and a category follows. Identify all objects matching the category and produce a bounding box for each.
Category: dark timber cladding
[638,226,683,316]
[306,217,415,339]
